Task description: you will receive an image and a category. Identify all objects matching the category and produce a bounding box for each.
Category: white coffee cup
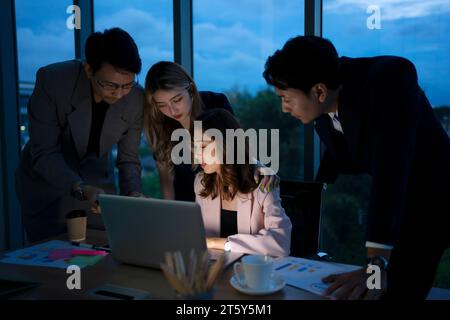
[233,255,273,290]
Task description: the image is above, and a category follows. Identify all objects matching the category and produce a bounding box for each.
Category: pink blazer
[194,173,292,257]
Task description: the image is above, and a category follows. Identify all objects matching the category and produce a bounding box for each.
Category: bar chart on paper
[0,240,108,269]
[272,257,360,296]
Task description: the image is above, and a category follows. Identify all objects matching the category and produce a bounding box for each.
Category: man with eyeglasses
[16,28,144,242]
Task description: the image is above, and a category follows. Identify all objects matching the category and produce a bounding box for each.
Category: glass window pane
[193,0,305,180]
[320,174,371,264]
[94,0,174,83]
[15,0,75,147]
[95,0,174,198]
[324,0,450,107]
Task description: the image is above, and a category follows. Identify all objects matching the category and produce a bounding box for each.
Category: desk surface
[0,230,323,300]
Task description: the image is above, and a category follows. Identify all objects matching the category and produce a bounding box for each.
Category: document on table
[0,240,107,269]
[273,256,360,297]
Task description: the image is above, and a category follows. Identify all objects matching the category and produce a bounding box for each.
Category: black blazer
[173,91,234,201]
[315,56,450,246]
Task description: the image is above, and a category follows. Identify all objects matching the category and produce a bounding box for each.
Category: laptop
[97,194,243,269]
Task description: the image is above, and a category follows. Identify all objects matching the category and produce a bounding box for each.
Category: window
[193,0,305,180]
[95,0,174,198]
[324,0,450,107]
[15,0,75,147]
[322,0,450,288]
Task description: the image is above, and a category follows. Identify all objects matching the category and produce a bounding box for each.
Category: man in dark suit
[263,35,450,299]
[16,28,144,242]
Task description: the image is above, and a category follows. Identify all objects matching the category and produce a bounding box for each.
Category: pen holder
[160,250,225,300]
[178,288,215,300]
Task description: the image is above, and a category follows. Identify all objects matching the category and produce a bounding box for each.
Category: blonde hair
[144,61,203,169]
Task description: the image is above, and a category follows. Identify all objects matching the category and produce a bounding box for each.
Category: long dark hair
[195,109,257,200]
[144,61,204,169]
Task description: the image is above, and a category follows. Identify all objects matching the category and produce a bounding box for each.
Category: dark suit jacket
[315,56,450,246]
[16,60,144,219]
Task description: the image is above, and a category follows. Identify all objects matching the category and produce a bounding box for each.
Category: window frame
[1,0,322,249]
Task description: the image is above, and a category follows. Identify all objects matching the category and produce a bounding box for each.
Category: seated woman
[193,109,292,257]
[144,61,277,201]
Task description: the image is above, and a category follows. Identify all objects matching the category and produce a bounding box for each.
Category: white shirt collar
[327,110,344,134]
[328,110,339,119]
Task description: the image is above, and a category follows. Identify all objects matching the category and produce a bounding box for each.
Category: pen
[71,241,111,252]
[93,246,111,253]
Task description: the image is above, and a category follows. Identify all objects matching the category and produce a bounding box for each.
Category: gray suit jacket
[16,60,144,218]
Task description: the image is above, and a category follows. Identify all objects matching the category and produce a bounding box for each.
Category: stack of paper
[273,256,360,297]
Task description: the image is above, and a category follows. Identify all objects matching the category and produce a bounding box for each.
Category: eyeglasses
[95,77,139,91]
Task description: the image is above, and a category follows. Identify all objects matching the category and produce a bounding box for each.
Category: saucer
[230,274,286,295]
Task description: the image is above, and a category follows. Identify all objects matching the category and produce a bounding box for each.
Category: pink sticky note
[71,249,108,256]
[48,248,74,260]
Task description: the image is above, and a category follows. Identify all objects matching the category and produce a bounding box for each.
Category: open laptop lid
[98,194,207,269]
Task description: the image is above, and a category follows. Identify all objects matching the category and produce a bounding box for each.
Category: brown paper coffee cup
[66,210,87,242]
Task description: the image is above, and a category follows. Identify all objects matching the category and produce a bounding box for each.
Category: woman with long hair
[193,109,291,257]
[144,61,277,201]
